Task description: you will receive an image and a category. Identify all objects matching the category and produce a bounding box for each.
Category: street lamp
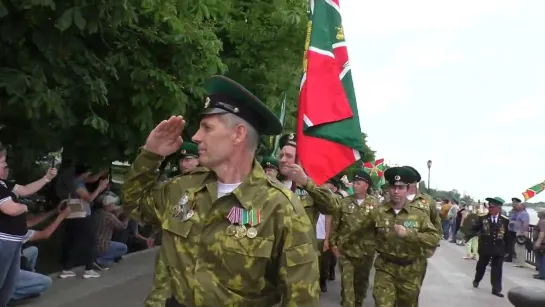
[427,160,432,191]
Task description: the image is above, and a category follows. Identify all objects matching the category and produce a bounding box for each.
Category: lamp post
[427,160,432,192]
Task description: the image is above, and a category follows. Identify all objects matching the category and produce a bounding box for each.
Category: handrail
[525,224,537,266]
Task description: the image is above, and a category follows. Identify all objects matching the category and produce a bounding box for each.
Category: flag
[363,158,386,186]
[272,94,287,156]
[297,0,364,185]
[522,181,545,201]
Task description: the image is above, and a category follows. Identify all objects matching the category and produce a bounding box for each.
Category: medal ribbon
[227,207,236,224]
[242,208,249,225]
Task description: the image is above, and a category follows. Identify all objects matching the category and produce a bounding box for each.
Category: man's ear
[233,124,247,145]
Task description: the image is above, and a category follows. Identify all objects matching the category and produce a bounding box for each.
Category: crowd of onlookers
[439,198,545,281]
[0,144,158,306]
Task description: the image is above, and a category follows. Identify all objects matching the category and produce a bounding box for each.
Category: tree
[0,0,310,182]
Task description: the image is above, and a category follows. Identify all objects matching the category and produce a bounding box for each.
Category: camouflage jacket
[293,180,339,227]
[355,201,440,262]
[123,149,320,307]
[330,194,378,257]
[409,193,442,237]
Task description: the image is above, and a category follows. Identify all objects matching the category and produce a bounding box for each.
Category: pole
[426,160,432,193]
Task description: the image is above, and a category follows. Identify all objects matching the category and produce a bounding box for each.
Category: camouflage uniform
[409,192,441,287]
[294,180,339,251]
[123,149,320,306]
[331,194,378,307]
[362,201,440,307]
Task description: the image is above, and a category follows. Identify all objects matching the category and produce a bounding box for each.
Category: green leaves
[56,8,74,32]
[56,7,87,31]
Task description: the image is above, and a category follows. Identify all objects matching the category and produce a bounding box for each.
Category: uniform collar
[198,160,268,210]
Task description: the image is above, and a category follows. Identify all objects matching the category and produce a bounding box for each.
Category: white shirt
[407,194,416,201]
[356,198,364,206]
[316,214,326,239]
[282,180,293,189]
[217,181,241,198]
[491,214,499,223]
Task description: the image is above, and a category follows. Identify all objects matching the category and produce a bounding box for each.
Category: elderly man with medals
[123,76,319,307]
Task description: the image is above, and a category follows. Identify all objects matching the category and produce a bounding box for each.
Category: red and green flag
[297,0,365,185]
[363,158,386,186]
[522,180,545,201]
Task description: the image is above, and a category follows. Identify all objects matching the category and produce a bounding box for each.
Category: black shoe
[328,273,335,281]
[472,281,479,288]
[320,283,327,292]
[114,256,123,263]
[492,291,504,298]
[93,261,110,271]
[7,294,41,306]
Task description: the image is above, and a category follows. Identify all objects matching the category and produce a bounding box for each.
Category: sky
[340,0,545,201]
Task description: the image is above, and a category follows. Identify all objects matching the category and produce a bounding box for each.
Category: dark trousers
[166,296,184,307]
[61,216,96,271]
[505,231,516,261]
[325,249,337,279]
[474,254,503,292]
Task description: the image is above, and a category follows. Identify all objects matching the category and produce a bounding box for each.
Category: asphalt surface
[25,241,544,307]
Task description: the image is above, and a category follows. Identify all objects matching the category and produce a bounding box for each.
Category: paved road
[25,241,544,307]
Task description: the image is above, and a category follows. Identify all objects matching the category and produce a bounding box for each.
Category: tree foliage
[0,0,377,185]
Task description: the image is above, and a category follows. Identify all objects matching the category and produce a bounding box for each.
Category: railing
[526,224,537,266]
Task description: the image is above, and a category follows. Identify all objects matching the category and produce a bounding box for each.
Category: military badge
[394,175,401,181]
[181,149,186,154]
[204,97,210,108]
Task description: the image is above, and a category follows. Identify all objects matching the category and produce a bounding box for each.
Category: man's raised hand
[144,116,185,157]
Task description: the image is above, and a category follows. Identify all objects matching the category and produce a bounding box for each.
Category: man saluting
[123,76,319,307]
[471,197,509,298]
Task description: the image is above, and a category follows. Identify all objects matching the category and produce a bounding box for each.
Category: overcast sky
[340,0,545,202]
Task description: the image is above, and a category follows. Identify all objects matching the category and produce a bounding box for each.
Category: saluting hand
[144,116,186,157]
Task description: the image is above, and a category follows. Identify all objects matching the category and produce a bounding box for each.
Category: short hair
[219,113,259,152]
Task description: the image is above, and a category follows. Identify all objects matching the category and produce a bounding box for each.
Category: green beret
[352,169,372,185]
[403,165,421,183]
[202,76,282,135]
[261,156,279,170]
[384,166,415,186]
[279,133,297,148]
[179,142,198,158]
[485,197,505,206]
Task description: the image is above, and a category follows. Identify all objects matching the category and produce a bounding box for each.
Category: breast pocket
[221,236,274,292]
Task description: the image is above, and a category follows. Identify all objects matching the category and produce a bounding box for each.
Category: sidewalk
[25,242,544,307]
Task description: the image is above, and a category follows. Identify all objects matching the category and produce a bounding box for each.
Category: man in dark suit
[471,197,510,298]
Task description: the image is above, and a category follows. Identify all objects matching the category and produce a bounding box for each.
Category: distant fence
[526,224,537,266]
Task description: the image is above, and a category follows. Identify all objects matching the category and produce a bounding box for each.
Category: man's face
[264,167,278,178]
[513,202,522,210]
[488,205,500,215]
[389,184,409,202]
[192,115,239,169]
[278,145,296,176]
[353,180,369,195]
[179,157,199,173]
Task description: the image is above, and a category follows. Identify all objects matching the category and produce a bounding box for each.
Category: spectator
[448,199,460,242]
[0,145,57,307]
[9,204,71,304]
[440,199,452,240]
[533,209,545,280]
[93,196,128,270]
[59,163,108,279]
[511,201,530,268]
